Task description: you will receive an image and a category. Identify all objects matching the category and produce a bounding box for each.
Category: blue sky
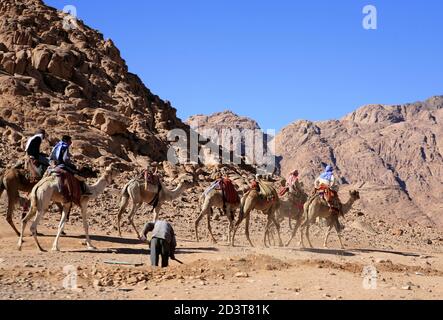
[45,0,443,131]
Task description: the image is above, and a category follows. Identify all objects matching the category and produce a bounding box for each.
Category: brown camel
[116,174,195,238]
[264,183,308,246]
[0,167,45,235]
[287,190,360,249]
[231,186,283,248]
[195,188,240,244]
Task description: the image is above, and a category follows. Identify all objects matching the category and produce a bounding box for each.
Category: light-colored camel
[287,190,360,249]
[0,165,95,236]
[116,174,194,238]
[17,165,119,252]
[195,188,240,244]
[231,187,283,247]
[264,184,308,246]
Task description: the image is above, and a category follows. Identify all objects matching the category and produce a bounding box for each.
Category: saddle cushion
[220,178,240,205]
[316,186,341,214]
[53,168,82,206]
[257,180,278,202]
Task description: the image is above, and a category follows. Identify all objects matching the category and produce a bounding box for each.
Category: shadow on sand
[292,247,356,257]
[349,248,422,258]
[62,234,142,245]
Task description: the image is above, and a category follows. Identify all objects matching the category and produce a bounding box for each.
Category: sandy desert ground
[1,191,442,300]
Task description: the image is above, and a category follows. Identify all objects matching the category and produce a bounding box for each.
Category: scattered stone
[234,272,249,278]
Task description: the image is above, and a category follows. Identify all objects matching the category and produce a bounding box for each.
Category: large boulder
[31,46,52,71]
[92,109,128,136]
[47,48,77,80]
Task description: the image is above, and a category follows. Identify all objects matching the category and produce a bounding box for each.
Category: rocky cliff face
[186,110,261,132]
[186,110,275,173]
[275,96,443,229]
[0,0,187,168]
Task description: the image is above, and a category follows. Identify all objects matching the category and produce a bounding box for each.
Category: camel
[1,165,96,236]
[17,165,119,252]
[194,188,240,244]
[116,174,195,238]
[264,184,308,246]
[286,190,360,249]
[231,186,283,248]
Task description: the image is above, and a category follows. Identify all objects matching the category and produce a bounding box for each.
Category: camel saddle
[219,178,240,205]
[252,180,277,202]
[52,167,82,206]
[143,171,162,210]
[316,185,342,215]
[279,186,289,197]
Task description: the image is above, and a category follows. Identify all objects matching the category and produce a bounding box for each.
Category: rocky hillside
[275,96,443,229]
[0,0,188,169]
[186,110,275,173]
[186,110,260,132]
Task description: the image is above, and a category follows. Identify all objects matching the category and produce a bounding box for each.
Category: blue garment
[50,141,69,165]
[319,165,334,181]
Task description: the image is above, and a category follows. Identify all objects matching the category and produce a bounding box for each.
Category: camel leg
[194,211,205,242]
[299,220,307,249]
[30,209,46,252]
[206,208,218,244]
[128,203,141,239]
[323,225,333,248]
[286,217,303,247]
[52,204,71,252]
[116,194,129,237]
[263,218,273,248]
[17,206,37,251]
[227,209,234,245]
[231,206,249,247]
[80,204,96,250]
[335,218,345,249]
[245,213,254,247]
[195,202,210,242]
[269,211,283,247]
[305,220,314,249]
[6,196,20,236]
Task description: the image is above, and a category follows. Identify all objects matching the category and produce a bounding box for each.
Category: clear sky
[45,0,443,131]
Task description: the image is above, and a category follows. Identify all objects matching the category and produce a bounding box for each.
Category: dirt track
[1,204,442,300]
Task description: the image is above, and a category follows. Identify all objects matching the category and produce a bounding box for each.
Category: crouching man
[140,220,177,268]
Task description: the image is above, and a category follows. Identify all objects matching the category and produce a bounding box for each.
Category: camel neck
[342,197,357,214]
[88,175,109,198]
[163,182,188,201]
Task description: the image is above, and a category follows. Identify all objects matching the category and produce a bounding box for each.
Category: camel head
[177,173,195,187]
[103,164,120,184]
[349,190,360,201]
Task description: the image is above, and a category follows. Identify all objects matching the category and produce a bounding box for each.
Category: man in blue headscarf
[314,165,336,190]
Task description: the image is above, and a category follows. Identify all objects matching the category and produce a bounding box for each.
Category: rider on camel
[50,135,91,195]
[313,165,341,213]
[314,165,336,191]
[25,129,49,177]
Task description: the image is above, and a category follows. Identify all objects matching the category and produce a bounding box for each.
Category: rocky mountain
[186,110,275,173]
[186,110,261,132]
[275,96,443,229]
[0,0,188,169]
